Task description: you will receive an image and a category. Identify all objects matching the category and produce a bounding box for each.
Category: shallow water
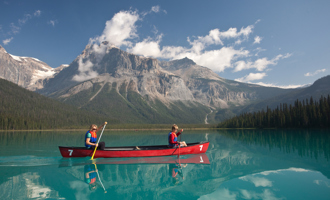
[0,129,329,200]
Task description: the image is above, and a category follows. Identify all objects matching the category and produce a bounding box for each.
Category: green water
[0,129,329,200]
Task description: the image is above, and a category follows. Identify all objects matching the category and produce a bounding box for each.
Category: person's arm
[96,123,106,132]
[176,129,183,136]
[86,138,98,147]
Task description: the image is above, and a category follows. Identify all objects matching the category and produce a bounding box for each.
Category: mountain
[0,78,110,130]
[36,42,292,124]
[0,45,68,91]
[235,75,330,114]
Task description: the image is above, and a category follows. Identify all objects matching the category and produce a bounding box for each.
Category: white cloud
[304,69,326,77]
[235,72,267,82]
[3,10,42,44]
[252,82,306,89]
[255,19,261,24]
[234,53,292,72]
[72,57,98,82]
[48,20,58,27]
[240,176,273,187]
[73,10,140,82]
[74,9,291,81]
[3,37,13,45]
[34,10,41,17]
[181,47,249,72]
[85,12,269,74]
[253,36,262,44]
[254,47,266,56]
[235,39,242,45]
[187,25,254,50]
[151,6,160,13]
[127,24,254,72]
[18,10,41,25]
[10,23,20,34]
[129,36,162,57]
[260,168,310,176]
[18,14,32,25]
[143,5,167,16]
[90,10,139,48]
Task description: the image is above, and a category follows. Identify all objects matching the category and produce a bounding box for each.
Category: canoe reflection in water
[60,154,209,193]
[60,153,209,167]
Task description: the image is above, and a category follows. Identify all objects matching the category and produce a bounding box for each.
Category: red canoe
[59,142,209,158]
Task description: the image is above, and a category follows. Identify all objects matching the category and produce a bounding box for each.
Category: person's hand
[95,143,99,147]
[180,129,183,132]
[95,169,98,172]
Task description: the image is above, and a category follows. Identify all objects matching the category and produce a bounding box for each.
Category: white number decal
[200,156,204,163]
[68,149,73,156]
[199,145,203,151]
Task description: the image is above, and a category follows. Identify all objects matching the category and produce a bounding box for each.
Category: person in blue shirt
[85,123,106,150]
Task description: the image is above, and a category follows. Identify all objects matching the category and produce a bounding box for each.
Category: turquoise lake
[0,129,329,200]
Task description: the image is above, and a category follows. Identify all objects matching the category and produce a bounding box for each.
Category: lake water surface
[0,129,329,200]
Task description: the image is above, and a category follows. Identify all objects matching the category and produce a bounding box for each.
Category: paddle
[178,129,183,166]
[91,122,107,160]
[93,163,107,193]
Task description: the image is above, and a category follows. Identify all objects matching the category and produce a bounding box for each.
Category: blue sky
[1,0,329,88]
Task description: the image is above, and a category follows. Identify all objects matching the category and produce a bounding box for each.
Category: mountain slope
[37,43,292,123]
[235,75,330,114]
[0,45,68,91]
[0,78,111,130]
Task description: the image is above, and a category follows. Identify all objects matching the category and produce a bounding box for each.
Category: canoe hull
[59,142,209,158]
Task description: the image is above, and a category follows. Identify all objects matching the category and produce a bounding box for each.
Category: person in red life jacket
[84,164,98,191]
[85,123,106,150]
[168,124,187,148]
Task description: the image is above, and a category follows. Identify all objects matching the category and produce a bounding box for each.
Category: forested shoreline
[218,95,330,128]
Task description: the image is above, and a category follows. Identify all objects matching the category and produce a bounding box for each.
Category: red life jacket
[168,131,178,147]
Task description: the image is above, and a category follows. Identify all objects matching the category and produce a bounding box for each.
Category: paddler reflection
[84,163,107,192]
[169,163,187,185]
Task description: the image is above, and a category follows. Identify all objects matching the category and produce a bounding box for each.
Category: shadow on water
[0,129,329,199]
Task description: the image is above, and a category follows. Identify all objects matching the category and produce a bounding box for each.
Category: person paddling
[168,124,187,148]
[85,123,106,150]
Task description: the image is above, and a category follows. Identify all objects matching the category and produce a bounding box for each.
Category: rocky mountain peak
[172,57,196,65]
[0,45,68,91]
[0,45,6,53]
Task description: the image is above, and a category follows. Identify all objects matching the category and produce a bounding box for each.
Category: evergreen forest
[0,78,110,130]
[218,95,330,128]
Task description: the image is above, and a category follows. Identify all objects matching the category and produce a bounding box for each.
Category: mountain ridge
[233,75,330,114]
[34,42,294,123]
[0,45,68,91]
[4,44,327,124]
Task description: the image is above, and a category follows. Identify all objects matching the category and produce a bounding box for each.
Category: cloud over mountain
[73,7,292,86]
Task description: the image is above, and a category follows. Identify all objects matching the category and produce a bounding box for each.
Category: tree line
[218,95,330,128]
